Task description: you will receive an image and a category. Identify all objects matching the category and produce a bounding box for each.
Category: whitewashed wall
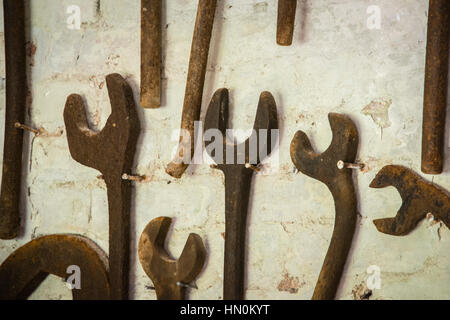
[0,0,449,300]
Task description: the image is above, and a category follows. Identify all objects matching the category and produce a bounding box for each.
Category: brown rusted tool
[277,0,297,46]
[138,217,206,300]
[0,0,27,239]
[371,165,449,236]
[290,113,359,300]
[166,0,217,178]
[421,0,450,174]
[204,88,278,300]
[0,235,110,300]
[141,0,161,109]
[64,73,140,300]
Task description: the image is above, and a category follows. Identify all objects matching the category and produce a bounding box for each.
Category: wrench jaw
[138,217,206,300]
[370,165,450,236]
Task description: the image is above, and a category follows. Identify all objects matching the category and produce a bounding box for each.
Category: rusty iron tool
[166,0,217,179]
[141,0,161,109]
[138,217,206,300]
[371,165,449,236]
[277,0,297,46]
[290,113,359,300]
[0,235,110,300]
[421,0,450,175]
[64,73,140,300]
[0,0,27,239]
[204,88,278,300]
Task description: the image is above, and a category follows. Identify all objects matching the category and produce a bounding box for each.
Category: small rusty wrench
[371,165,449,236]
[64,73,140,300]
[290,113,359,300]
[138,217,206,300]
[204,89,278,300]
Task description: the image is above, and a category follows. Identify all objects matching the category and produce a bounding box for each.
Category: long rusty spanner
[138,217,206,300]
[64,74,140,300]
[0,0,27,239]
[204,88,278,300]
[290,113,359,300]
[371,165,449,236]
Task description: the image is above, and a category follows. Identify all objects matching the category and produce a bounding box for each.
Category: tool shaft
[0,0,27,239]
[421,0,450,174]
[277,0,297,46]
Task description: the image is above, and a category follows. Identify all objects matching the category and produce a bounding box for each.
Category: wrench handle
[277,0,297,46]
[0,0,27,239]
[222,166,253,300]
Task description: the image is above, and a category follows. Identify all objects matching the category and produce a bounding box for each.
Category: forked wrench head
[203,88,278,167]
[370,165,450,236]
[138,217,206,300]
[290,113,359,188]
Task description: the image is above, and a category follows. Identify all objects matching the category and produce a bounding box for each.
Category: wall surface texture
[0,0,449,300]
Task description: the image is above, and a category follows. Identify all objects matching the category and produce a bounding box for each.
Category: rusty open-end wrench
[290,113,359,300]
[0,235,110,300]
[138,217,206,300]
[204,88,278,300]
[371,165,449,236]
[166,0,217,178]
[64,74,140,300]
[277,0,297,46]
[0,0,27,239]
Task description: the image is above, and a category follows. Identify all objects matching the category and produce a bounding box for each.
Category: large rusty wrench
[421,0,450,174]
[166,0,217,178]
[371,165,449,236]
[0,0,27,239]
[290,113,359,300]
[277,0,297,46]
[204,89,278,300]
[138,217,206,300]
[64,74,140,300]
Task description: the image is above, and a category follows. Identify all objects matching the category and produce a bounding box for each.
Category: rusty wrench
[204,88,278,300]
[421,0,450,174]
[138,217,206,300]
[166,0,217,178]
[371,165,449,236]
[290,113,359,300]
[277,0,297,46]
[64,74,140,300]
[0,0,27,239]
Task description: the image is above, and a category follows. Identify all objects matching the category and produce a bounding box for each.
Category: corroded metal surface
[166,0,217,178]
[277,0,297,46]
[0,235,110,300]
[138,217,206,300]
[421,0,450,174]
[141,0,161,109]
[204,88,278,300]
[290,113,359,300]
[64,73,140,300]
[371,165,449,236]
[0,0,27,239]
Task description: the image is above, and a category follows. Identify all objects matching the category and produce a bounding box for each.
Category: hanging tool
[204,88,278,300]
[0,0,27,239]
[0,235,110,300]
[141,0,161,109]
[290,113,360,300]
[138,217,206,300]
[64,73,140,300]
[371,165,449,236]
[166,0,217,178]
[277,0,297,46]
[421,0,450,174]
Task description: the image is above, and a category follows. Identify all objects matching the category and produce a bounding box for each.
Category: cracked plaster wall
[0,0,449,300]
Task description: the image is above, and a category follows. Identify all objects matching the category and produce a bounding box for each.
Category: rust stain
[277,273,303,294]
[352,282,372,300]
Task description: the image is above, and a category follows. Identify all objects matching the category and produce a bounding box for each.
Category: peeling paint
[362,98,392,129]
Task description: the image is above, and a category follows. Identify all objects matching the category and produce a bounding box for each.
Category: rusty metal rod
[277,0,297,46]
[421,0,450,174]
[140,0,161,109]
[166,0,217,179]
[0,0,27,239]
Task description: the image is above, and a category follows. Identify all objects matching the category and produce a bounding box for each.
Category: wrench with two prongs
[204,88,278,300]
